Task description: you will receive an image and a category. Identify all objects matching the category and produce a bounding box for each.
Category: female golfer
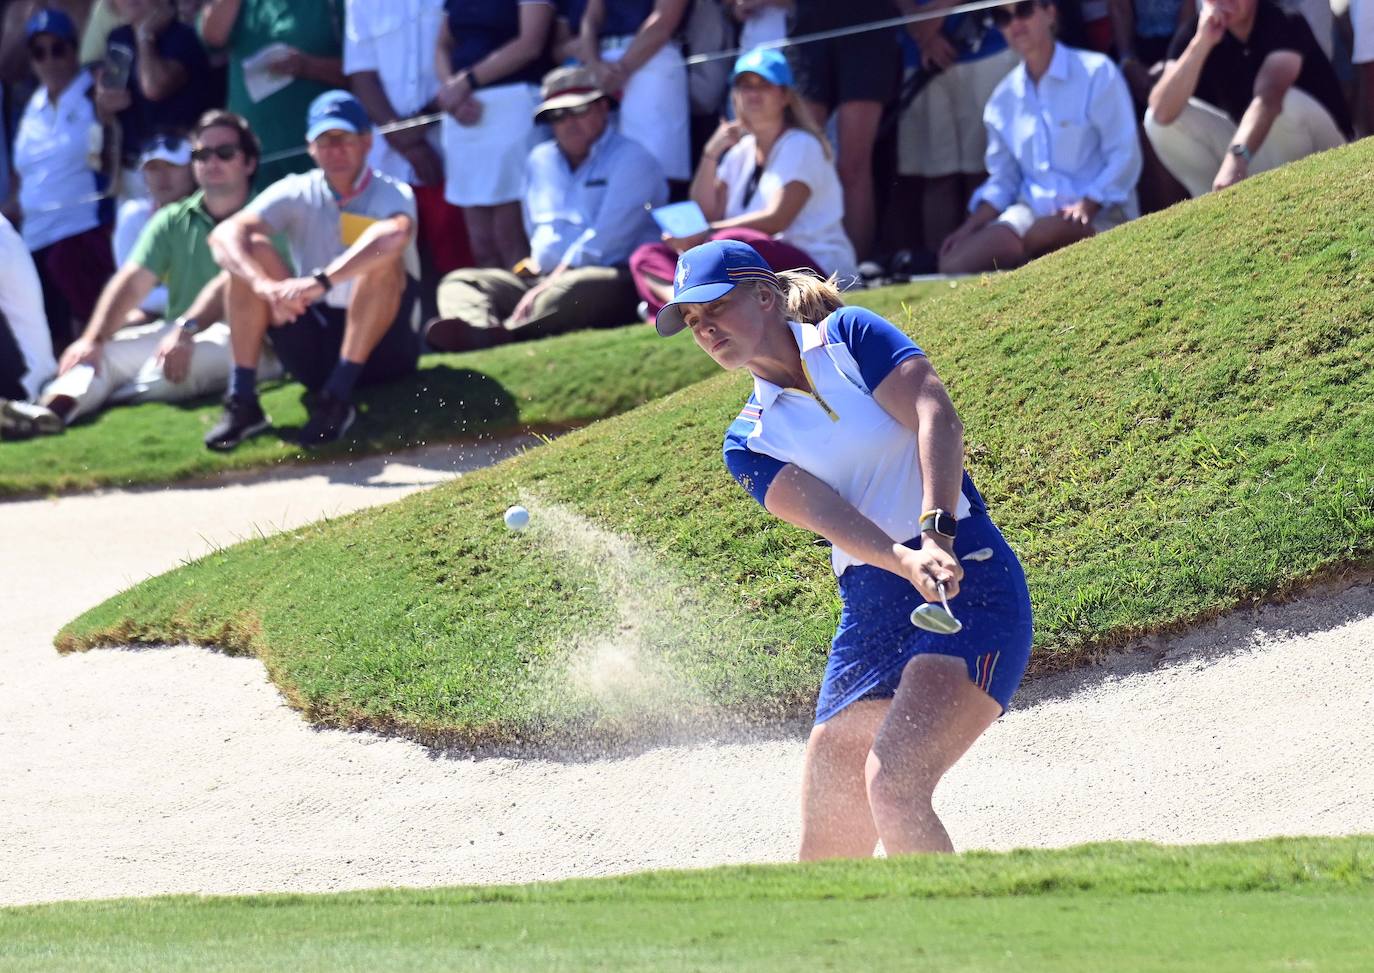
[657,239,1032,858]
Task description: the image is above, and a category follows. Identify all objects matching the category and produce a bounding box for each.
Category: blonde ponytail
[775,269,845,324]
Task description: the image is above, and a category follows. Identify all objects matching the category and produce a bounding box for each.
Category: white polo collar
[750,319,826,408]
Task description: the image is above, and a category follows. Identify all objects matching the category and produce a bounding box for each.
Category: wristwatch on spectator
[311,267,333,293]
[176,316,202,336]
[1228,142,1252,164]
[920,509,958,541]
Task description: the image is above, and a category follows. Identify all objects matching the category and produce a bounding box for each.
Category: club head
[909,603,963,635]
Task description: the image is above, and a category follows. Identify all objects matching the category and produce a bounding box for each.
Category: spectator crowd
[0,0,1369,448]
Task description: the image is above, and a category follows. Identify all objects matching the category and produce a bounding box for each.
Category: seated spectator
[794,1,901,260]
[112,132,197,319]
[897,2,1019,255]
[199,0,346,187]
[938,0,1141,274]
[2,9,116,355]
[435,0,555,269]
[208,90,419,450]
[18,111,280,434]
[425,64,664,352]
[573,0,691,185]
[95,0,211,201]
[1145,0,1349,197]
[345,0,473,288]
[629,48,855,321]
[0,213,60,438]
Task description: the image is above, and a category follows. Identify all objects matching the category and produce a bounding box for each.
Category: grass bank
[59,142,1374,744]
[0,323,725,497]
[3,836,1372,972]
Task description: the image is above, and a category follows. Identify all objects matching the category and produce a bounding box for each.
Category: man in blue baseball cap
[208,89,421,449]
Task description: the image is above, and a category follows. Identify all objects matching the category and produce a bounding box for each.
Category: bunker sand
[1,447,1370,906]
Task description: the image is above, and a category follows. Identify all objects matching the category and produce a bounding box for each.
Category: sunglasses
[191,143,242,162]
[545,102,594,123]
[990,0,1045,26]
[28,39,71,61]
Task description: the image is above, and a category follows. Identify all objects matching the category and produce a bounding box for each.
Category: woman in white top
[629,46,856,320]
[938,0,1141,274]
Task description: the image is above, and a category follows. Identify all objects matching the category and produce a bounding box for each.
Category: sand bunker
[1,444,1370,906]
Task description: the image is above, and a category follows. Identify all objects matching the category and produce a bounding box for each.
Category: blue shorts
[815,514,1033,725]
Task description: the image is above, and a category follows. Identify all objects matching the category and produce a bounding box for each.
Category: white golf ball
[503,505,530,531]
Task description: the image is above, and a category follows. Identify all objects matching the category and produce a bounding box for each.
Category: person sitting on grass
[13,110,281,436]
[0,213,60,440]
[112,133,197,322]
[655,239,1033,859]
[208,90,420,451]
[629,47,856,322]
[424,63,665,352]
[938,0,1142,274]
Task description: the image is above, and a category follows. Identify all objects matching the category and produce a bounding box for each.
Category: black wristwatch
[175,316,201,336]
[920,508,957,540]
[311,267,333,292]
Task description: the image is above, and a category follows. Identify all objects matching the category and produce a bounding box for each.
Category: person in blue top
[656,239,1033,859]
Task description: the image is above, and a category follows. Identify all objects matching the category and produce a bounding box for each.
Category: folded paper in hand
[242,43,294,104]
[649,201,710,239]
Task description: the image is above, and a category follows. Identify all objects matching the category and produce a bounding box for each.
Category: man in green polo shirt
[22,110,280,434]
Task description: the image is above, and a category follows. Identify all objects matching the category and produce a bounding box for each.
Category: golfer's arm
[763,466,910,576]
[319,214,413,284]
[81,264,160,343]
[872,356,965,518]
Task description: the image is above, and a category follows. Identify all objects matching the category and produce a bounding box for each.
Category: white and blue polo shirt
[723,305,986,576]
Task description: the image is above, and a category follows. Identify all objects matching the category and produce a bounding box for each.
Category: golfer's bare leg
[865,654,1000,855]
[938,224,1024,275]
[340,257,405,364]
[798,698,887,861]
[1022,215,1094,260]
[226,234,290,370]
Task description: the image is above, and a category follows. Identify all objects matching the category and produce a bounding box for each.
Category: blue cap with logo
[655,240,780,337]
[26,8,78,43]
[305,90,373,142]
[731,47,793,88]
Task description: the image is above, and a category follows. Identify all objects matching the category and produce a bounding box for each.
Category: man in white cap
[113,133,197,321]
[425,64,666,352]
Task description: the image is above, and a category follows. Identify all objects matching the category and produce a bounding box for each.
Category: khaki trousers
[436,265,641,343]
[42,321,281,422]
[1144,89,1346,198]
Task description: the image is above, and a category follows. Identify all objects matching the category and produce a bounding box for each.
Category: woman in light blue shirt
[938,0,1142,274]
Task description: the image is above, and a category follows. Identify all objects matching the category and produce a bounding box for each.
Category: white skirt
[601,38,691,181]
[441,81,541,207]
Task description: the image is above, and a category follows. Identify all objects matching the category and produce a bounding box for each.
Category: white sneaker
[0,399,64,440]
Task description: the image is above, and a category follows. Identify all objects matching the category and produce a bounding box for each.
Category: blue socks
[230,366,257,401]
[323,359,364,403]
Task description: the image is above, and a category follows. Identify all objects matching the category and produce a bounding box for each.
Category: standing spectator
[630,47,855,319]
[435,0,555,269]
[1355,0,1374,136]
[795,1,901,262]
[938,0,1142,274]
[112,132,196,319]
[730,0,791,53]
[198,0,345,187]
[96,0,211,200]
[24,111,280,433]
[208,91,419,449]
[426,64,664,351]
[0,212,58,431]
[0,0,93,81]
[3,9,116,355]
[78,0,122,66]
[345,0,473,284]
[898,2,1018,256]
[1145,0,1349,197]
[574,0,691,184]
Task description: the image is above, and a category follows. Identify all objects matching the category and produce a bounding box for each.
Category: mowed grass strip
[3,837,1372,972]
[0,322,724,497]
[59,141,1374,743]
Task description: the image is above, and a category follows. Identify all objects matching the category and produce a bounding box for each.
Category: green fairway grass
[0,322,728,497]
[58,142,1374,744]
[3,837,1371,972]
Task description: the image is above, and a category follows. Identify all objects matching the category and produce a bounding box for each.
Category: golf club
[908,548,994,634]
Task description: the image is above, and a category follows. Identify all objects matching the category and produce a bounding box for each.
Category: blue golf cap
[306,90,372,142]
[731,47,793,88]
[655,240,780,337]
[26,8,78,43]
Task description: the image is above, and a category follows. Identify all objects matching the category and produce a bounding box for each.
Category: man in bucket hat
[425,64,666,352]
